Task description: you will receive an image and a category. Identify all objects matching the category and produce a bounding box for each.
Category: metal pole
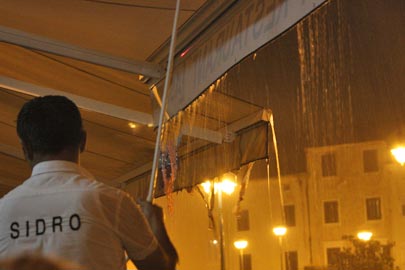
[279,236,284,270]
[218,187,226,270]
[240,249,244,270]
[147,0,181,202]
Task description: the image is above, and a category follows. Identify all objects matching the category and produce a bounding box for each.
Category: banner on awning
[154,0,327,119]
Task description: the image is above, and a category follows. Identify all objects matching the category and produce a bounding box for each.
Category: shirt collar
[31,160,94,179]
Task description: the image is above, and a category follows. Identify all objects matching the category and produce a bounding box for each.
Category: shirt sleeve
[115,192,159,261]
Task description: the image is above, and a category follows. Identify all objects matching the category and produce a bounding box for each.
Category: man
[0,96,178,270]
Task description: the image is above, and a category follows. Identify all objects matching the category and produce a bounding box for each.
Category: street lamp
[218,178,237,195]
[273,226,287,270]
[201,175,237,195]
[357,231,373,241]
[234,240,248,270]
[273,226,287,237]
[201,180,212,194]
[391,146,405,166]
[201,174,237,270]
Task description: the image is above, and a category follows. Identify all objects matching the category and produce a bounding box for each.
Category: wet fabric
[0,160,158,270]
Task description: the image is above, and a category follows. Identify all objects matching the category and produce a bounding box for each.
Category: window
[324,201,339,223]
[237,209,250,231]
[239,254,252,270]
[326,247,341,266]
[284,205,296,227]
[363,149,379,172]
[366,197,382,220]
[285,251,298,270]
[322,153,337,177]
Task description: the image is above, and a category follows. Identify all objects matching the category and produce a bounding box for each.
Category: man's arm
[133,201,178,270]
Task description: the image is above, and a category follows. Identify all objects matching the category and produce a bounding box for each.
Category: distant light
[220,173,237,195]
[391,146,405,166]
[273,226,287,236]
[219,179,237,195]
[234,240,248,250]
[147,123,154,128]
[128,122,137,129]
[200,176,237,195]
[201,181,212,194]
[212,239,218,245]
[357,231,373,241]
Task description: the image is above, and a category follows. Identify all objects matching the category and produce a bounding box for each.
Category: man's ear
[20,140,33,162]
[79,130,87,153]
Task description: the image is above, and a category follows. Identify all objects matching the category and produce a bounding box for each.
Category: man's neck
[30,149,80,168]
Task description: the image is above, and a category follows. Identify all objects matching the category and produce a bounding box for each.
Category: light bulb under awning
[128,122,137,129]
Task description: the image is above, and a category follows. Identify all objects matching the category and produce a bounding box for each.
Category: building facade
[305,141,404,269]
[148,140,405,270]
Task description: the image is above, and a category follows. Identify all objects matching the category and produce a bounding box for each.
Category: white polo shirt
[0,160,158,270]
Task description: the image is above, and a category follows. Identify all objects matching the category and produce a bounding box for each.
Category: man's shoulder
[0,182,29,202]
[86,181,134,205]
[89,180,126,196]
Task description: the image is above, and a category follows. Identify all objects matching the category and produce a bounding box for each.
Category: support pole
[146,0,181,202]
[218,186,226,270]
[279,236,284,270]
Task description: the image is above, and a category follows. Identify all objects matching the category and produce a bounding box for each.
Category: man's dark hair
[17,95,83,155]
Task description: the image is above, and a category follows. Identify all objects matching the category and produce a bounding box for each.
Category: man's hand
[134,200,178,270]
[137,200,164,230]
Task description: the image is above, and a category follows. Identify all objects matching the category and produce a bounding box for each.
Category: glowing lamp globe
[234,240,248,250]
[219,179,237,195]
[200,178,236,195]
[391,146,405,166]
[273,226,287,236]
[357,231,373,241]
[201,181,212,194]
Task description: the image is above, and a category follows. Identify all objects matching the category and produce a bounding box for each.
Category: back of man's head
[17,95,83,156]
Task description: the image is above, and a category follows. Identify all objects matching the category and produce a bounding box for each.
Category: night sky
[218,0,405,174]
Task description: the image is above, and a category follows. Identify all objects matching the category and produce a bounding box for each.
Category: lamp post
[273,226,287,270]
[234,240,248,270]
[201,173,237,270]
[391,146,405,166]
[357,231,373,241]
